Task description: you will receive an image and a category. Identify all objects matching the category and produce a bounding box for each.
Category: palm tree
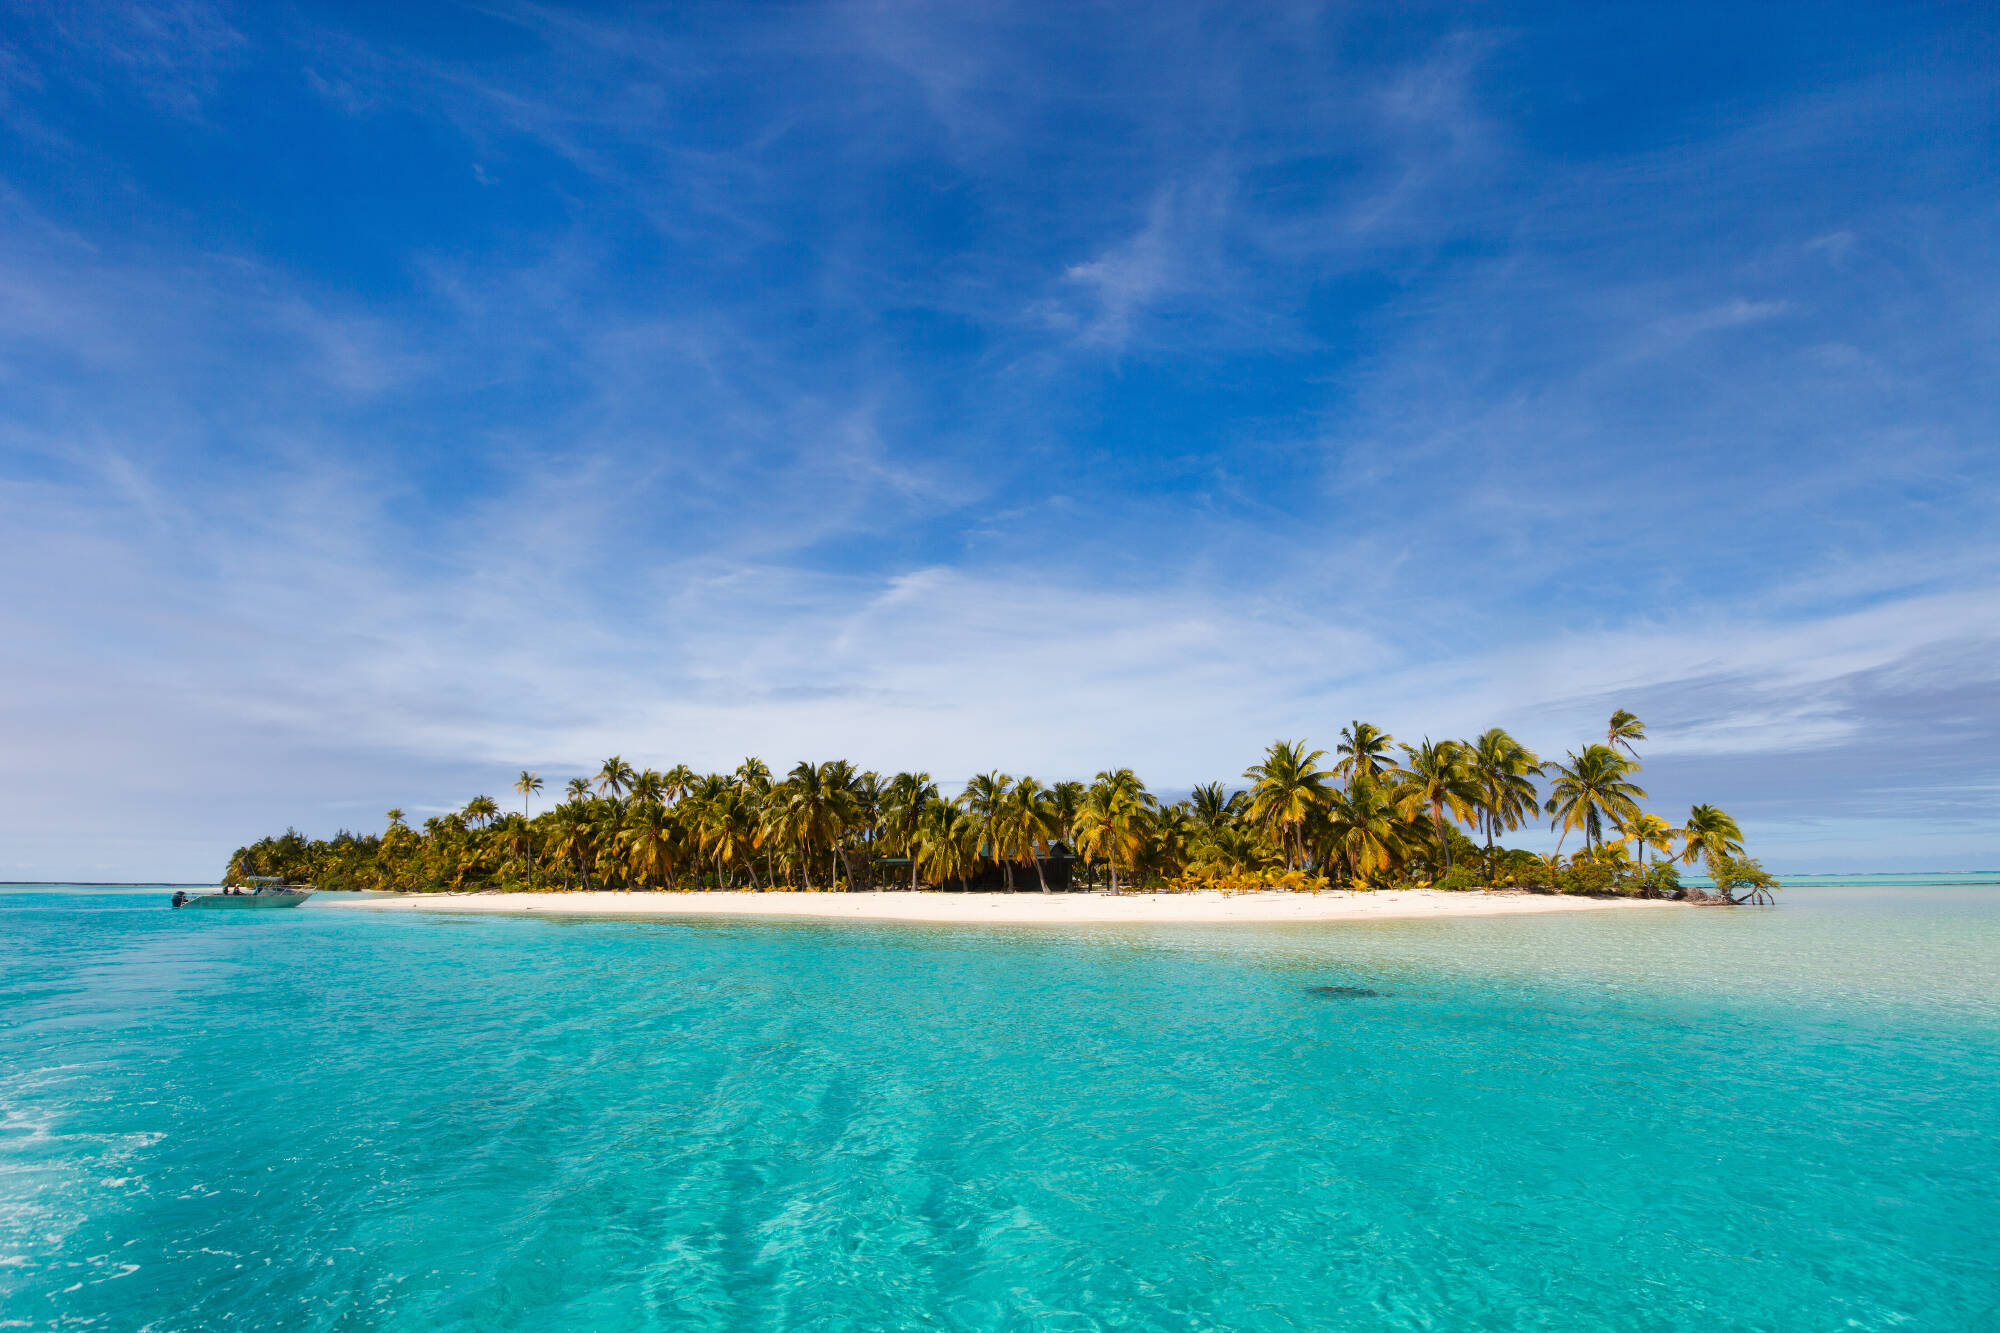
[463,794,500,829]
[1395,739,1482,871]
[546,801,596,890]
[697,787,762,889]
[914,800,978,886]
[618,798,679,890]
[1048,781,1087,851]
[1607,710,1647,762]
[1001,777,1059,892]
[1544,745,1648,854]
[1188,782,1243,834]
[1467,728,1541,876]
[1325,779,1403,882]
[957,771,1015,888]
[564,776,591,802]
[384,808,406,831]
[819,760,866,890]
[1680,804,1745,872]
[1243,740,1334,870]
[514,771,543,818]
[596,756,636,801]
[881,772,939,890]
[1335,721,1397,785]
[1073,769,1155,894]
[1614,811,1677,867]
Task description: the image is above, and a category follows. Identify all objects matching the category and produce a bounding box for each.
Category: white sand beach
[326,888,1667,925]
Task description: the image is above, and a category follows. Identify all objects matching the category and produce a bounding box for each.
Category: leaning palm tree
[1243,740,1334,870]
[1335,721,1398,785]
[1614,811,1678,867]
[1394,739,1482,871]
[1680,804,1745,872]
[1544,745,1648,854]
[957,771,1015,888]
[1607,710,1647,762]
[1073,769,1156,893]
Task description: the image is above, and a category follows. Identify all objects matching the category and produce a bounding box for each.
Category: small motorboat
[172,877,315,909]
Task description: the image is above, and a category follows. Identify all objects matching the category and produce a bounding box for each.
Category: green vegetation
[225,713,1778,902]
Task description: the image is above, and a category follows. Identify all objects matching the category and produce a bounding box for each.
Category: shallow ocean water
[2,883,1997,1330]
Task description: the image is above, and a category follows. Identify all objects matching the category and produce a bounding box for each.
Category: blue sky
[2,1,1996,879]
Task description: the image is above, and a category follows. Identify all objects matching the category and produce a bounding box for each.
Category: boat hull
[175,890,314,909]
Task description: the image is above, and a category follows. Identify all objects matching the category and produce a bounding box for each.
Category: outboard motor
[171,891,189,909]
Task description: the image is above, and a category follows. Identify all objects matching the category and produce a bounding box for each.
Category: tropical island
[227,712,1779,913]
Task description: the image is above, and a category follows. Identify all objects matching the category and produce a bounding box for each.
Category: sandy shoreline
[322,888,1668,926]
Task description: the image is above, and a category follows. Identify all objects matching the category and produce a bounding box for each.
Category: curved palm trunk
[838,845,858,893]
[1032,846,1049,893]
[1431,801,1451,871]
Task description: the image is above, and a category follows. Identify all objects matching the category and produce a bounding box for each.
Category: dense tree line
[226,712,1777,902]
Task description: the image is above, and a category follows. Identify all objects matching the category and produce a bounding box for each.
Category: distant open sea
[4,880,1997,1330]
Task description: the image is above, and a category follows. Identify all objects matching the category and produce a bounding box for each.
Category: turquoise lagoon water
[3,884,1997,1331]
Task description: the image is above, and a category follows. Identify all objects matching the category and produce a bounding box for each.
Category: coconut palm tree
[1467,728,1541,875]
[819,760,867,890]
[1394,739,1482,871]
[1607,710,1647,762]
[596,756,636,801]
[384,808,406,831]
[564,776,592,802]
[618,798,679,890]
[1048,781,1087,851]
[1544,745,1648,854]
[1001,776,1059,892]
[514,771,543,817]
[1243,740,1334,870]
[1188,782,1244,834]
[1335,721,1397,785]
[957,771,1015,887]
[1614,811,1677,867]
[882,771,939,891]
[546,801,596,890]
[697,787,762,889]
[1325,779,1403,882]
[914,800,979,886]
[1073,769,1155,894]
[463,795,500,829]
[1680,804,1745,872]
